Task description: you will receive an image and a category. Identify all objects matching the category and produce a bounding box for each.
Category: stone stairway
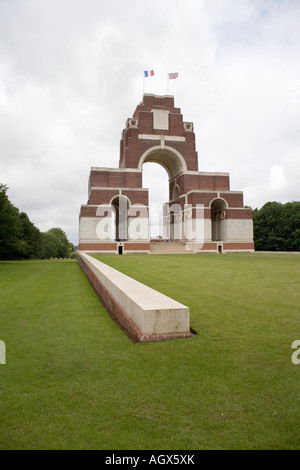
[150,241,194,254]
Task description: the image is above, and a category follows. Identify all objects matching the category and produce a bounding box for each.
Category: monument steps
[150,241,194,254]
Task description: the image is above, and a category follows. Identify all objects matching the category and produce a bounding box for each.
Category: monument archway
[138,146,187,180]
[210,198,227,242]
[172,185,180,203]
[111,195,130,241]
[142,161,168,239]
[140,147,187,239]
[79,94,254,253]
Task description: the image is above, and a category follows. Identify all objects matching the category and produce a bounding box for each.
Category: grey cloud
[1,0,299,244]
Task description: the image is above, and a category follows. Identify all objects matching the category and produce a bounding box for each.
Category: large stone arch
[138,146,187,180]
[79,94,254,253]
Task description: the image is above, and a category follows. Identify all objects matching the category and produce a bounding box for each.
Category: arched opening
[111,195,130,241]
[172,185,180,202]
[139,146,187,180]
[140,147,185,240]
[211,198,227,241]
[142,162,169,239]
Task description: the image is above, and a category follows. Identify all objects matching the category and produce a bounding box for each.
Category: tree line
[1,183,299,257]
[253,201,300,251]
[0,184,75,260]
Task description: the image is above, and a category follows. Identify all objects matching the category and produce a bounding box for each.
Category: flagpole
[167,72,169,95]
[143,73,145,96]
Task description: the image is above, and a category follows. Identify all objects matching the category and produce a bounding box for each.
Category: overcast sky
[1,0,300,244]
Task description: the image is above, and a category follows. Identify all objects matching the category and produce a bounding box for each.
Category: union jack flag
[169,72,178,79]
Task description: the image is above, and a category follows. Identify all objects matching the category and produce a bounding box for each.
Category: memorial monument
[79,94,254,254]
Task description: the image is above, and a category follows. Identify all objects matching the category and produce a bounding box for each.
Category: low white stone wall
[77,251,191,342]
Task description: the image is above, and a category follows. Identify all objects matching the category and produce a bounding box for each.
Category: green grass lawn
[0,253,300,449]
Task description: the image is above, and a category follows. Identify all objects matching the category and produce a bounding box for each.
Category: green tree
[0,184,25,259]
[41,228,74,259]
[48,228,72,258]
[19,212,42,259]
[253,201,300,251]
[0,183,74,260]
[41,231,60,259]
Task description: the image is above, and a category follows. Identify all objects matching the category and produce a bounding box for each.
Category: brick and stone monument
[79,94,254,253]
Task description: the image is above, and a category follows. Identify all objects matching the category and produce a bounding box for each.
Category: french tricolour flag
[144,70,154,77]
